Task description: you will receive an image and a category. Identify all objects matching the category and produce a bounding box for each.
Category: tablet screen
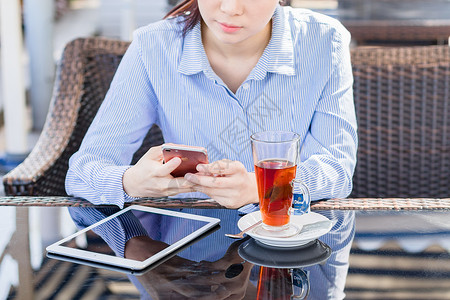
[46,205,220,273]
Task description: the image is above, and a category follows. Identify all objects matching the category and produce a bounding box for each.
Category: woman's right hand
[129,237,255,300]
[122,145,195,198]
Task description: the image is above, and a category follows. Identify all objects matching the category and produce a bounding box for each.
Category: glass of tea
[256,267,310,300]
[251,130,300,237]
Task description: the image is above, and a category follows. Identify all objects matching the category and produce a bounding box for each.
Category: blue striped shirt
[66,5,357,211]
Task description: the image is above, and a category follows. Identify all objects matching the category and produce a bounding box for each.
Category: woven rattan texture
[0,196,448,210]
[350,46,450,198]
[3,38,126,195]
[2,38,164,196]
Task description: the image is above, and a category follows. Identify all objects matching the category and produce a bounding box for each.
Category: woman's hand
[128,237,256,299]
[122,145,195,198]
[184,159,259,209]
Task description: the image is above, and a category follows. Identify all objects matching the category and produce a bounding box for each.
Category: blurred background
[0,0,171,169]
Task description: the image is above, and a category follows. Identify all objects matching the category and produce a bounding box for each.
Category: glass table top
[1,206,449,300]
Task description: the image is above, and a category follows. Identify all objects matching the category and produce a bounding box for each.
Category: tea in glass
[255,159,296,228]
[251,131,300,237]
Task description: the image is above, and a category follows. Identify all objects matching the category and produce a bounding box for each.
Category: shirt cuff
[99,165,136,208]
[238,203,259,214]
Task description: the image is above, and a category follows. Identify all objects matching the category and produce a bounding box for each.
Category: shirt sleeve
[298,27,358,200]
[65,32,158,208]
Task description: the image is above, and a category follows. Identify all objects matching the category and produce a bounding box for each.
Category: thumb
[159,156,182,177]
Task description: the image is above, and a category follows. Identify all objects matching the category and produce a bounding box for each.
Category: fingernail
[184,173,192,180]
[168,157,181,165]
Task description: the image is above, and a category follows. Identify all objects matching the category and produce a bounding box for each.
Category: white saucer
[238,211,333,248]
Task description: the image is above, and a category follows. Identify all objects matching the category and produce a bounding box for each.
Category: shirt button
[242,83,250,90]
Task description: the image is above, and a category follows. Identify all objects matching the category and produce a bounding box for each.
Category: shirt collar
[178,5,295,79]
[178,21,211,76]
[252,5,296,79]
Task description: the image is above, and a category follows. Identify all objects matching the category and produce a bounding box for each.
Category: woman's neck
[201,21,272,93]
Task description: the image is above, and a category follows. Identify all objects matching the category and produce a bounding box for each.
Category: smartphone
[162,145,209,177]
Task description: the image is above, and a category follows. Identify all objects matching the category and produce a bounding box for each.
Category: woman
[66,0,357,298]
[66,0,357,210]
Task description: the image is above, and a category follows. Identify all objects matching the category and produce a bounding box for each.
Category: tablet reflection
[57,207,354,300]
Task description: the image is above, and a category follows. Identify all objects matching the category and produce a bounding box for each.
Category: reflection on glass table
[41,207,354,300]
[3,207,449,299]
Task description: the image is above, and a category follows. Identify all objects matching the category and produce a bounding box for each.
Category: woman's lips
[218,22,242,33]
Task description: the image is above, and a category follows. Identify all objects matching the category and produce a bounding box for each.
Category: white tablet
[46,205,220,274]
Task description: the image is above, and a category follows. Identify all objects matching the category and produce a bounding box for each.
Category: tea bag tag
[292,179,311,215]
[292,194,308,215]
[291,269,310,299]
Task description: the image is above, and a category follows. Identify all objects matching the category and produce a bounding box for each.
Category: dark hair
[164,1,290,35]
[164,0,200,35]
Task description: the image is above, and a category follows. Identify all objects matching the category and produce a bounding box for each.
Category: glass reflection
[62,207,355,299]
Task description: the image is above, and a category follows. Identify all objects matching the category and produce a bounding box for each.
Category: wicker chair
[2,37,163,196]
[350,45,450,198]
[3,38,450,200]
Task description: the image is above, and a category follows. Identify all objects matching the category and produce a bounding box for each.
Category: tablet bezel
[46,205,221,271]
[46,223,220,275]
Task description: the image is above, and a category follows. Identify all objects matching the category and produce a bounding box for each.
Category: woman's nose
[220,0,244,16]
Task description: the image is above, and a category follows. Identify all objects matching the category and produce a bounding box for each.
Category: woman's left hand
[184,159,258,209]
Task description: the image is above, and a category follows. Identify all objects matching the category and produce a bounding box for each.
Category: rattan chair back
[2,37,163,196]
[350,45,450,198]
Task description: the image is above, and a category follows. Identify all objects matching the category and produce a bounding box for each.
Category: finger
[184,173,233,189]
[149,178,195,197]
[196,160,242,176]
[142,145,164,161]
[170,279,220,298]
[175,275,232,299]
[158,157,182,177]
[223,293,247,300]
[190,185,230,199]
[197,285,230,300]
[165,178,196,194]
